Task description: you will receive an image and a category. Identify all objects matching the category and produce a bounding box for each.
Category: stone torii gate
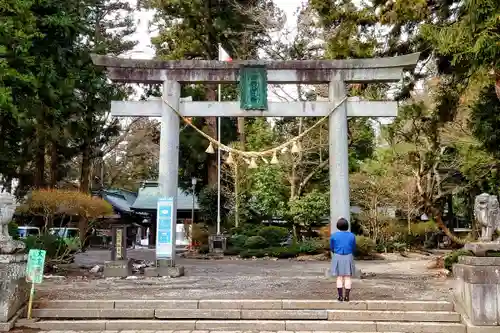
[92,54,419,265]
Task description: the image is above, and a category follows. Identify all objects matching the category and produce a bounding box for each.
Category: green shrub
[258,226,288,246]
[22,234,73,263]
[298,239,324,254]
[268,246,300,259]
[8,221,19,239]
[240,249,266,258]
[444,249,473,271]
[198,245,210,254]
[354,236,376,257]
[229,234,248,248]
[244,235,268,249]
[224,247,242,256]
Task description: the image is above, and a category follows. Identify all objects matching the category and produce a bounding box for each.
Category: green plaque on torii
[239,65,268,110]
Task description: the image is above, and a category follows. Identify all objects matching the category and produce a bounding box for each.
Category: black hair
[336,217,349,231]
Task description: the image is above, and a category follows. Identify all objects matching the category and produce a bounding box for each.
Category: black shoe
[337,288,343,301]
[344,289,350,302]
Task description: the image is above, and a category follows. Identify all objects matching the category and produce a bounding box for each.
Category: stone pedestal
[144,259,185,278]
[0,254,28,331]
[453,255,500,327]
[103,259,132,277]
[208,234,227,254]
[464,242,500,256]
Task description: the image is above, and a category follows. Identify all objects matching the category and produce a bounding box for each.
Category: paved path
[36,249,453,301]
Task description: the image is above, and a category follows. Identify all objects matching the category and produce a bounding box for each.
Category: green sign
[26,249,46,284]
[239,65,268,110]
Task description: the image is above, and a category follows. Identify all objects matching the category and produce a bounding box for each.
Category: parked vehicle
[17,226,40,238]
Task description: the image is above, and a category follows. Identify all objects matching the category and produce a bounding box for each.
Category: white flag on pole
[218,44,232,61]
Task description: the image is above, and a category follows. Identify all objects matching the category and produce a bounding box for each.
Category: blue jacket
[330,231,356,255]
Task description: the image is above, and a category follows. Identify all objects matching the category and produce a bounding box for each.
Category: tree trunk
[206,86,218,185]
[80,143,91,193]
[34,130,46,188]
[49,141,58,188]
[429,206,467,245]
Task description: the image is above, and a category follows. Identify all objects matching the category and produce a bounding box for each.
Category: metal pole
[217,84,222,235]
[191,181,195,224]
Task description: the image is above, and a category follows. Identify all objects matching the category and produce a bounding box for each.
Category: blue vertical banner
[156,197,176,259]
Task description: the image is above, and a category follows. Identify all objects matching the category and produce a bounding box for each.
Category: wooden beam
[110,98,398,118]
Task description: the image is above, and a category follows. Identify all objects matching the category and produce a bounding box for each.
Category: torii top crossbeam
[91,53,420,84]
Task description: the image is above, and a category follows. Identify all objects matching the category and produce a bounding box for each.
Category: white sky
[122,0,392,134]
[126,0,305,60]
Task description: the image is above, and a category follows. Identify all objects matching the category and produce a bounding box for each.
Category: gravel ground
[34,249,454,301]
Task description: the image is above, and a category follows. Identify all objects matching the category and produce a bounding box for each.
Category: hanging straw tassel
[226,152,234,164]
[205,142,215,154]
[291,141,300,154]
[270,151,279,164]
[249,157,258,169]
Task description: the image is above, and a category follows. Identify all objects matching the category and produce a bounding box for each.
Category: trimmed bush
[229,234,248,248]
[8,221,19,239]
[298,239,324,254]
[258,226,288,246]
[224,247,242,256]
[444,249,473,271]
[240,249,266,258]
[268,246,300,259]
[198,245,210,254]
[23,233,73,263]
[244,235,268,249]
[192,224,209,246]
[354,236,376,257]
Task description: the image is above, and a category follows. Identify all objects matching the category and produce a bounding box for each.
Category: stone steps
[33,299,456,311]
[18,299,466,333]
[31,308,460,322]
[17,319,466,333]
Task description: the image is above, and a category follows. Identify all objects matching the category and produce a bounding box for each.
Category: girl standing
[330,217,356,301]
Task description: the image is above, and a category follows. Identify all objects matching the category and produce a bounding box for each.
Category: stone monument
[0,192,28,331]
[453,193,500,331]
[103,224,132,277]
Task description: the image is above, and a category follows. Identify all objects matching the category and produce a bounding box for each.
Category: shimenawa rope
[161,96,349,158]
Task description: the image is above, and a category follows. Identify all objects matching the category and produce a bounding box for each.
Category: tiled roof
[130,181,199,211]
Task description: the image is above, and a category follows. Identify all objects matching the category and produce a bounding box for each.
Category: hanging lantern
[291,141,300,154]
[226,152,234,164]
[261,157,269,164]
[249,157,258,169]
[205,142,215,154]
[270,151,279,164]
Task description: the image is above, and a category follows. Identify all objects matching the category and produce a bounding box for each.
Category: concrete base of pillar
[103,259,132,277]
[453,256,500,326]
[144,266,185,278]
[0,254,28,330]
